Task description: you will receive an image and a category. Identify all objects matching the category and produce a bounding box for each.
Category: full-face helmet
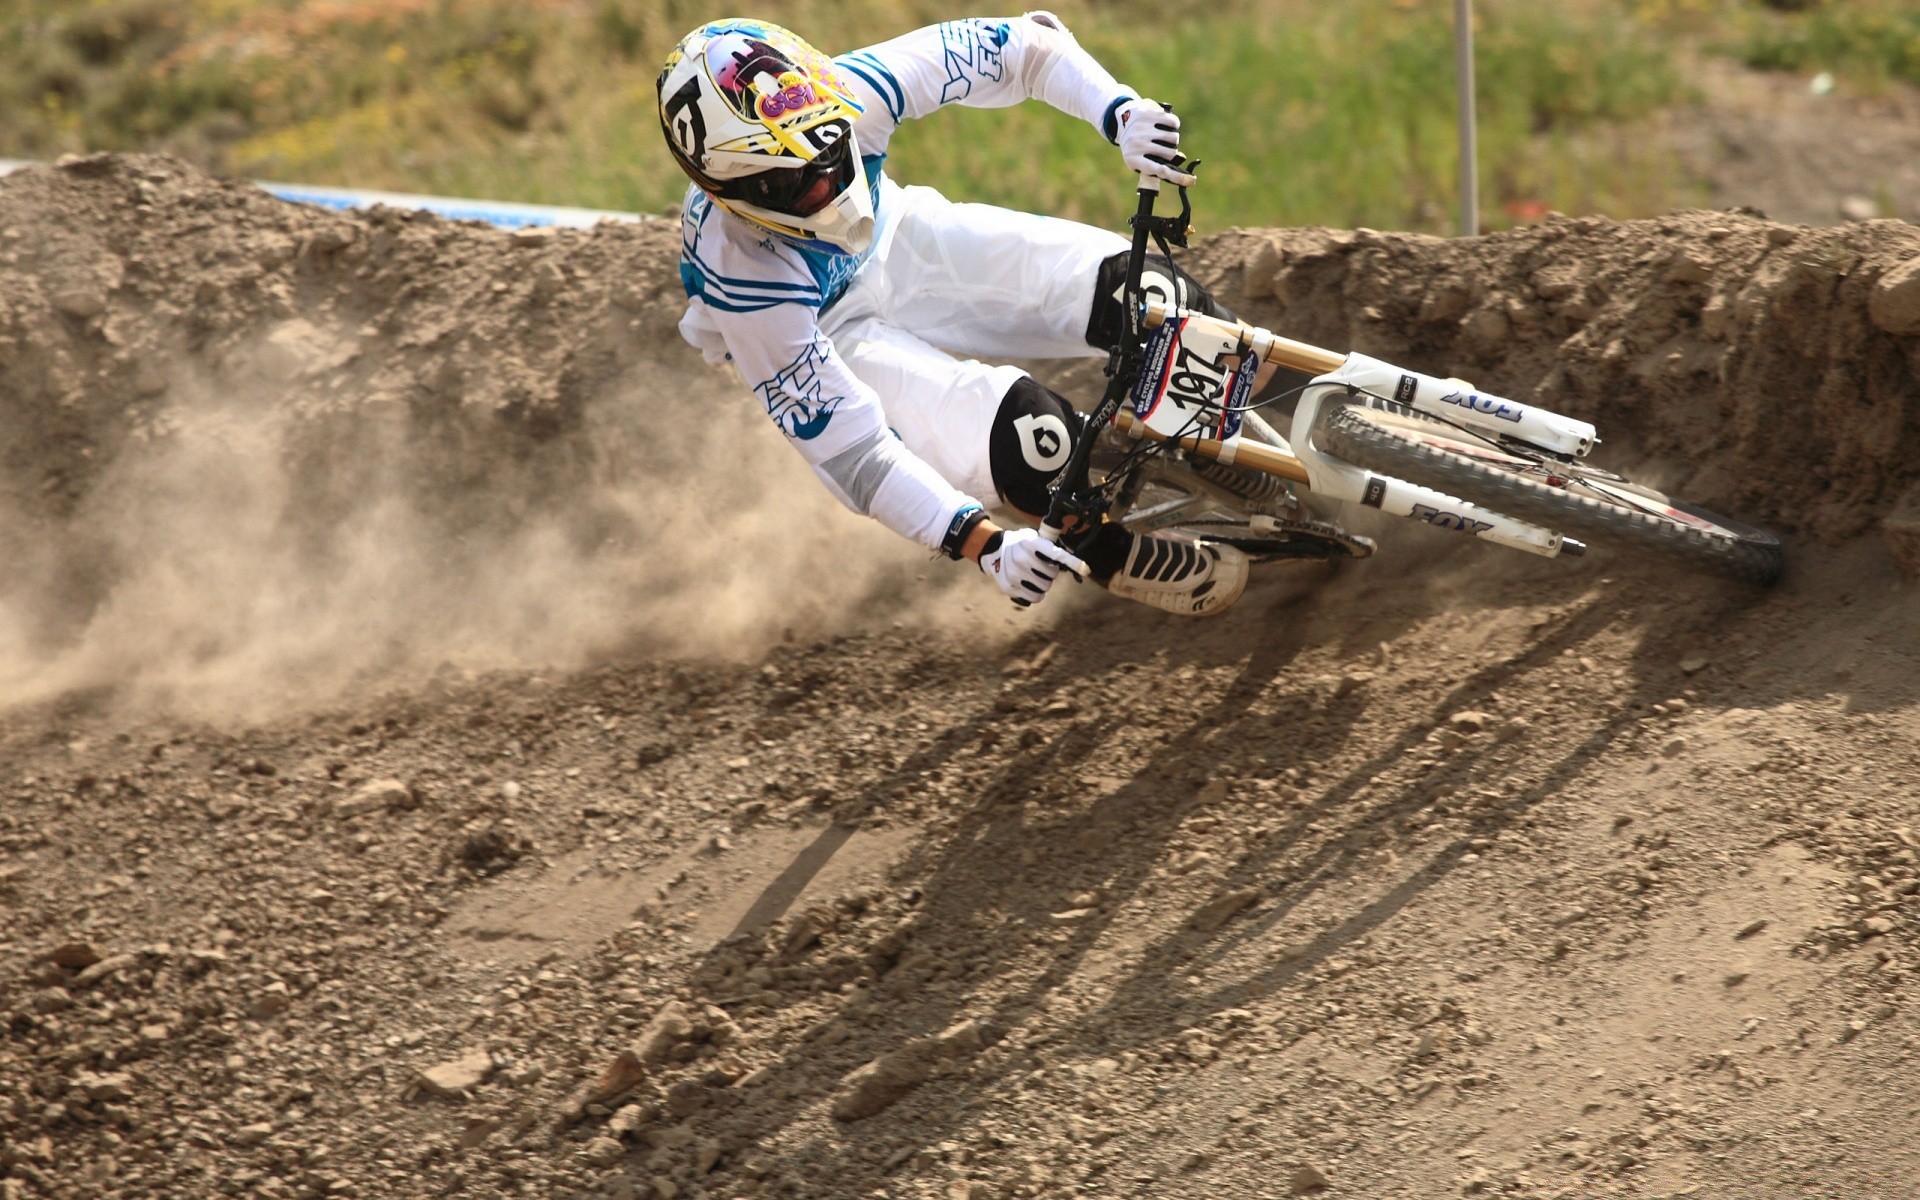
[657,20,874,254]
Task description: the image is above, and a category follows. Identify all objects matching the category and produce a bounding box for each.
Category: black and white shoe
[1106,534,1249,617]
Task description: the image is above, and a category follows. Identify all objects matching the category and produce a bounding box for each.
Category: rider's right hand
[978,528,1087,608]
[1115,98,1195,188]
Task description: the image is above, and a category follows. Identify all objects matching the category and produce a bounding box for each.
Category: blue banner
[0,159,648,231]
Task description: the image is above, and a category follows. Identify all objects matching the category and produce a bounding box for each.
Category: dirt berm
[4,154,1920,1200]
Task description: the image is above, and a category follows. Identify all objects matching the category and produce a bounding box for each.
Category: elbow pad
[1013,12,1133,129]
[816,427,900,515]
[814,427,975,550]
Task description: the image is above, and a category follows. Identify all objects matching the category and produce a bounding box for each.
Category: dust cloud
[0,158,973,720]
[0,352,938,716]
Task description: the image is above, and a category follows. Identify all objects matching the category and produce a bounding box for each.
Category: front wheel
[1321,403,1783,585]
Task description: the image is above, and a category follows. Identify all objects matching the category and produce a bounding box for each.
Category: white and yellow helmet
[657,20,875,254]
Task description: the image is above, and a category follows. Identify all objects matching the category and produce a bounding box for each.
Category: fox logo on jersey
[756,336,844,441]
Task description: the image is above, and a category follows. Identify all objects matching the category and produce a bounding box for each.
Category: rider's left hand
[978,528,1087,608]
[1115,98,1195,188]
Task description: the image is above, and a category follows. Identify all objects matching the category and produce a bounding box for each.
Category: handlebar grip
[1038,523,1093,577]
[1127,99,1168,194]
[1138,100,1171,193]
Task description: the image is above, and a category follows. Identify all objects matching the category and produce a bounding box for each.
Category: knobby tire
[1321,403,1783,585]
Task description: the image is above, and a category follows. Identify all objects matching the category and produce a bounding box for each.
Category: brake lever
[1138,159,1199,248]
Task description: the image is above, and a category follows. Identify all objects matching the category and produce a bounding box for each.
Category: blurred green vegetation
[0,1,1897,232]
[947,1,1689,230]
[1731,0,1920,90]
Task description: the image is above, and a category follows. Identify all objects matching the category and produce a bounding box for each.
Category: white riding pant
[817,184,1126,507]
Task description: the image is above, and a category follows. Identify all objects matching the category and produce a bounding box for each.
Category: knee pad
[1085,250,1237,353]
[988,376,1083,518]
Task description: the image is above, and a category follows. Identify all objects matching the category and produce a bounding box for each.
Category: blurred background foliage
[1730,0,1920,90]
[0,0,1906,231]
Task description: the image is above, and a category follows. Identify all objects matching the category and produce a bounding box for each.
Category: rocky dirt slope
[0,153,922,714]
[4,156,1920,1200]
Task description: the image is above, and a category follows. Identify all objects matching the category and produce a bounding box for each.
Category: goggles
[712,131,854,218]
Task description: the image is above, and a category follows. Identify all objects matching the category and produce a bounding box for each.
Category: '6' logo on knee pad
[1014,413,1070,472]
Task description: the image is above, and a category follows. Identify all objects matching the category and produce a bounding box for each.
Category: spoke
[1418,428,1645,501]
[1572,477,1723,534]
[1373,401,1730,536]
[1578,477,1660,513]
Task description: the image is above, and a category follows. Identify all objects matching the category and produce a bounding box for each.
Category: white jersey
[677,15,1136,550]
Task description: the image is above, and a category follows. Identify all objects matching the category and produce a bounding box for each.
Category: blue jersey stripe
[681,260,824,311]
[686,278,821,309]
[869,55,907,120]
[681,192,826,307]
[684,264,822,305]
[693,291,790,314]
[685,266,821,299]
[838,59,896,122]
[679,244,824,297]
[680,263,810,312]
[839,52,905,122]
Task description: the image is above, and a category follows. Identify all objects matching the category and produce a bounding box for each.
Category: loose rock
[694,1137,722,1174]
[833,1020,987,1121]
[31,988,72,1014]
[582,1136,625,1168]
[1449,710,1492,733]
[1188,888,1263,933]
[46,943,101,969]
[633,1001,697,1067]
[336,778,412,817]
[73,1071,133,1102]
[1291,1163,1332,1193]
[416,1049,496,1098]
[72,954,139,988]
[247,980,292,1019]
[1839,195,1880,223]
[1871,256,1920,335]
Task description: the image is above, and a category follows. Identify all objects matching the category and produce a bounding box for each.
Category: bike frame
[1046,177,1596,562]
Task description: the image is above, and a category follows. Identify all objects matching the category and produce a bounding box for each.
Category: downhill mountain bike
[1041,173,1784,587]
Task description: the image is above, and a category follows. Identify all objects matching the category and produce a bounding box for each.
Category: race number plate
[1129,315,1242,441]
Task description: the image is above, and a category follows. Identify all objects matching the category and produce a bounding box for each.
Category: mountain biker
[659,13,1250,616]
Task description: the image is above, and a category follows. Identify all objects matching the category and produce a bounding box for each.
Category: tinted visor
[717,133,854,218]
